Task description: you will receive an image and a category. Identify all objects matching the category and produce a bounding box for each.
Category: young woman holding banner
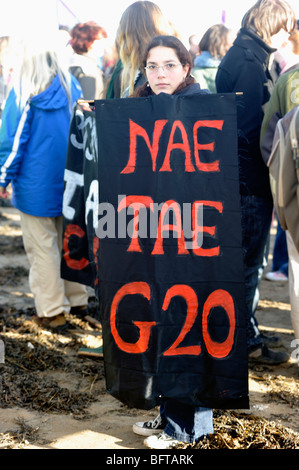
[131,35,213,450]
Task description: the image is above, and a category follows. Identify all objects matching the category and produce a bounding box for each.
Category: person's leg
[241,194,273,351]
[160,399,213,443]
[286,231,299,342]
[272,218,289,274]
[241,197,289,363]
[20,212,71,318]
[266,217,289,280]
[142,399,213,448]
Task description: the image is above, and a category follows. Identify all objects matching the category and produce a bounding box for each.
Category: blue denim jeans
[272,217,288,277]
[160,399,213,443]
[241,194,273,351]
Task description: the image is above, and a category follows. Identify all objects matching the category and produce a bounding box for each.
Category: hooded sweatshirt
[192,51,221,93]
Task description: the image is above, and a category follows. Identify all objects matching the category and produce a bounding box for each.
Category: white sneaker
[144,432,180,449]
[133,414,164,436]
[265,271,288,282]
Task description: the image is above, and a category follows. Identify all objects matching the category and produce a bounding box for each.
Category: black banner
[96,93,248,410]
[62,101,99,291]
[62,93,249,410]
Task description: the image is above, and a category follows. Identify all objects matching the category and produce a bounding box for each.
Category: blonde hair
[11,35,71,110]
[116,1,178,97]
[241,0,296,45]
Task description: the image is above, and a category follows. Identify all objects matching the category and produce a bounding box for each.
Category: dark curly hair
[70,21,107,54]
[133,35,195,97]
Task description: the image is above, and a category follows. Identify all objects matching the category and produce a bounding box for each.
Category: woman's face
[145,46,189,95]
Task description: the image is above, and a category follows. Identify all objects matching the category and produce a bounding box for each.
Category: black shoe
[260,332,282,348]
[70,305,88,318]
[248,344,289,365]
[133,414,165,436]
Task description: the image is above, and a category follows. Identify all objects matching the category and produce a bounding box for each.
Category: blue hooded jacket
[0,74,82,216]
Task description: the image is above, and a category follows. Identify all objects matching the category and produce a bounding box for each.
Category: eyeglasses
[144,63,182,74]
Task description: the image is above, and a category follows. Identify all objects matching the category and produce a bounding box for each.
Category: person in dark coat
[216,0,297,364]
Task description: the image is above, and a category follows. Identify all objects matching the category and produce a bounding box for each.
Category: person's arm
[260,80,283,164]
[0,89,30,188]
[217,55,267,146]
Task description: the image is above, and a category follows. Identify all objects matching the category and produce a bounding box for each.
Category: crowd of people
[0,0,298,450]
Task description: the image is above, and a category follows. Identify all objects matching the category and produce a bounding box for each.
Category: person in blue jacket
[0,37,88,331]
